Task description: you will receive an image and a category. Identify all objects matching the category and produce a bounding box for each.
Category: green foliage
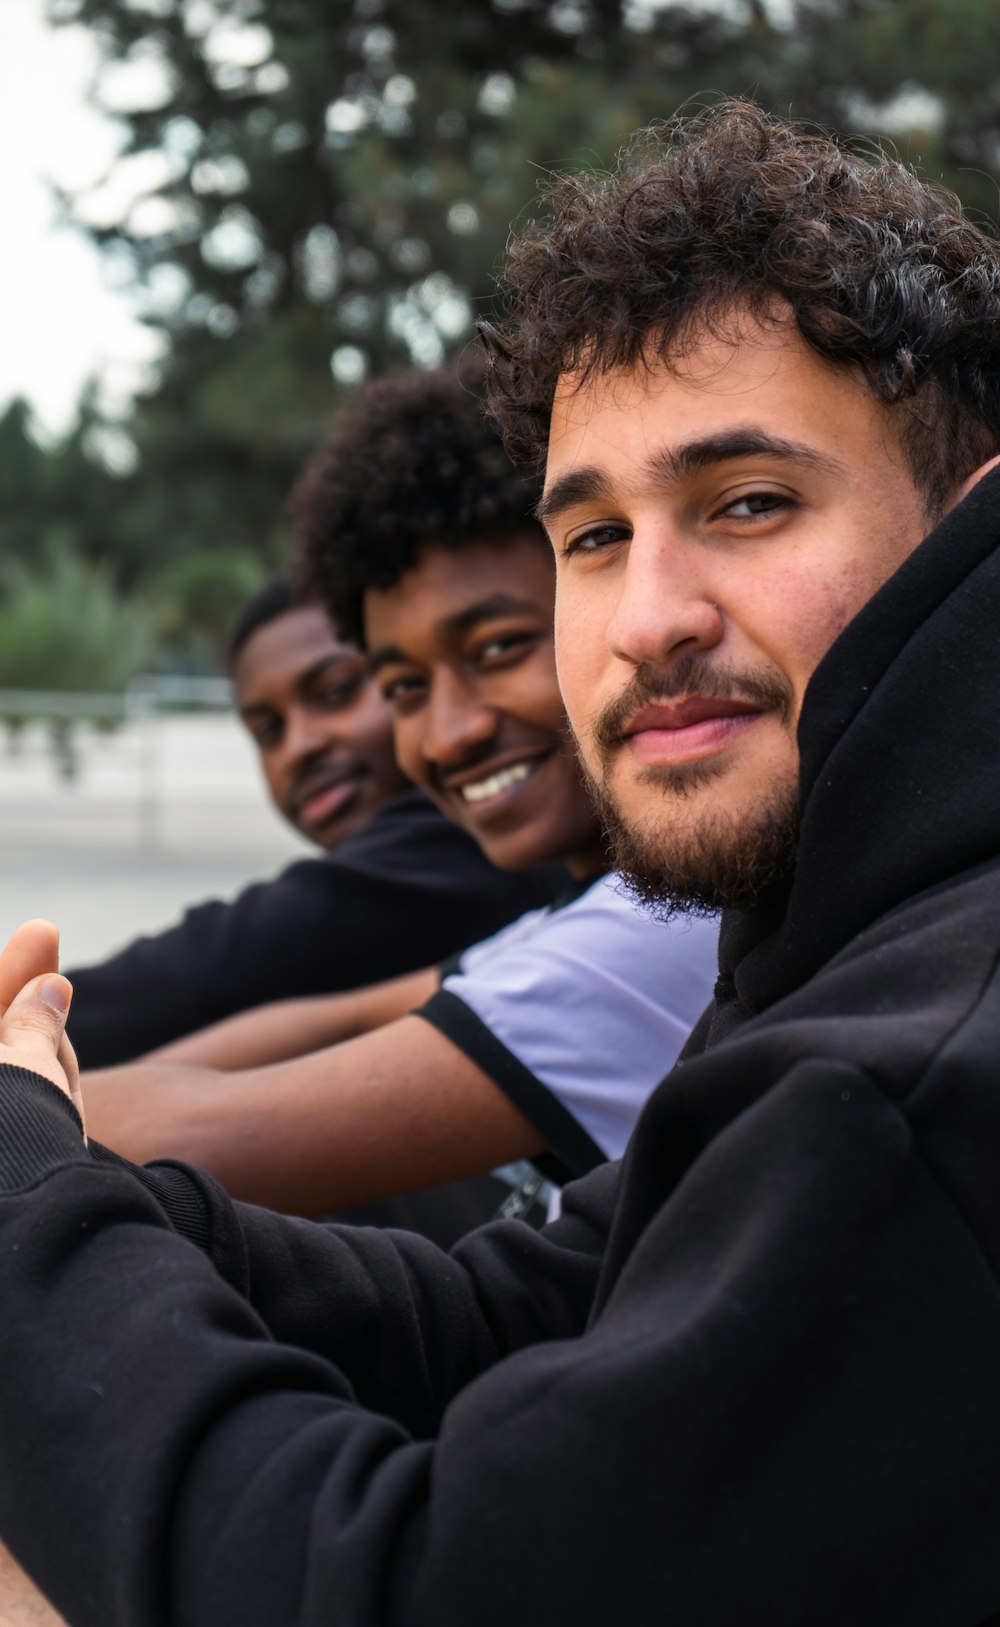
[153,544,267,667]
[0,395,128,574]
[0,549,155,696]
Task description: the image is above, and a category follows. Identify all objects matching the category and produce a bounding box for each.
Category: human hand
[0,1542,66,1625]
[0,922,82,1134]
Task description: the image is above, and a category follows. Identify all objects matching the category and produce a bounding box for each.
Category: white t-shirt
[417,874,718,1183]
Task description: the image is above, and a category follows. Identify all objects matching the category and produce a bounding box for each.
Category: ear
[948,452,1000,510]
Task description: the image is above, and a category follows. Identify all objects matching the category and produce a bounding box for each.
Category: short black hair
[228,574,297,667]
[482,99,1000,517]
[293,357,543,647]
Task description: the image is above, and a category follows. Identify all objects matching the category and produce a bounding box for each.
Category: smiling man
[3,102,1000,1626]
[363,538,603,875]
[230,576,410,849]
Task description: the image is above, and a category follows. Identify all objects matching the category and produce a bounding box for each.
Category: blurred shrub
[0,550,155,696]
[152,546,267,670]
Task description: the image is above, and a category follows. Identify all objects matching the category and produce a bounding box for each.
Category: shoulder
[527,875,719,978]
[450,874,719,1022]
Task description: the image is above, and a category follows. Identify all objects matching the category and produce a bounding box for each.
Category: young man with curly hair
[1,101,1000,1624]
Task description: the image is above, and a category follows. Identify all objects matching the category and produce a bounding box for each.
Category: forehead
[544,314,886,499]
[233,606,355,698]
[363,534,555,655]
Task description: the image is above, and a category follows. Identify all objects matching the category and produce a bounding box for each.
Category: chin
[309,829,344,852]
[310,814,359,851]
[475,820,560,872]
[591,771,800,917]
[475,838,531,872]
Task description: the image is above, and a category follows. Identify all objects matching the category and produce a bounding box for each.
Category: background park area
[0,710,302,965]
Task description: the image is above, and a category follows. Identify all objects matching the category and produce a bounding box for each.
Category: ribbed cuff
[88,1141,216,1257]
[0,1067,87,1191]
[0,1072,248,1290]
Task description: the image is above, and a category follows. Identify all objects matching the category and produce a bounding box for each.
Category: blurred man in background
[230,573,411,851]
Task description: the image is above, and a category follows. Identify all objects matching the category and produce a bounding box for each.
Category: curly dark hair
[481,100,1000,516]
[293,357,543,647]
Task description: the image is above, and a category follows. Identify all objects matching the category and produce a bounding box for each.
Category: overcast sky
[0,0,159,438]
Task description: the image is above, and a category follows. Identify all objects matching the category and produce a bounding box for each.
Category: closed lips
[624,697,763,735]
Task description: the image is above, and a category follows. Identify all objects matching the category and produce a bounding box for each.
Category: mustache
[591,656,795,756]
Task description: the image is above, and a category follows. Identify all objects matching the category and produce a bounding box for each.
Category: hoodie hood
[707,461,1000,1042]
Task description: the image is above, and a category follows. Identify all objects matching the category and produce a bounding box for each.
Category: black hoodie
[1,474,1000,1625]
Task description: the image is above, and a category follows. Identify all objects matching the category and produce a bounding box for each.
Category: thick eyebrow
[650,430,843,484]
[535,467,612,529]
[537,430,843,529]
[367,592,545,676]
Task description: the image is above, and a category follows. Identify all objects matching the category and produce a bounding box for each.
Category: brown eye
[564,523,630,557]
[479,633,533,662]
[721,491,789,520]
[318,674,366,711]
[250,715,282,749]
[380,674,425,710]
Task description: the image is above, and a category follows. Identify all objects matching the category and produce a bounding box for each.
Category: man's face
[363,534,603,876]
[234,605,409,849]
[541,311,935,911]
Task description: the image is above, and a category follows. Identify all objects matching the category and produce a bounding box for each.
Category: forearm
[0,1545,66,1626]
[81,1017,547,1216]
[140,966,439,1069]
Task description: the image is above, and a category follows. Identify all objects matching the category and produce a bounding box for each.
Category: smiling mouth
[456,759,541,805]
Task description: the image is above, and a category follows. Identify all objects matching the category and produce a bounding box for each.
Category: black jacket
[68,788,564,1066]
[2,474,1000,1624]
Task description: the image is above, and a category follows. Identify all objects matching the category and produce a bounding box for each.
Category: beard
[583,657,801,917]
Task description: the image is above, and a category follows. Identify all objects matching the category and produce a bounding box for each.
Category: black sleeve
[67,790,566,1065]
[82,1137,609,1429]
[2,1059,999,1626]
[0,1066,615,1627]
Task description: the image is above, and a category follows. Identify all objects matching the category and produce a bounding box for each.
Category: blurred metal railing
[0,676,235,850]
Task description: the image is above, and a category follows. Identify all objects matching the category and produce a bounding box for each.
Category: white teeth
[460,761,533,804]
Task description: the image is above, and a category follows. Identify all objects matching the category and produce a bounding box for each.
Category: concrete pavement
[0,713,306,967]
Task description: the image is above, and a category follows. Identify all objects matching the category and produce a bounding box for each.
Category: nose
[281,705,335,769]
[419,671,497,771]
[605,528,724,668]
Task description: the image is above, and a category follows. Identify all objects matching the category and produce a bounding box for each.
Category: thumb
[0,974,74,1097]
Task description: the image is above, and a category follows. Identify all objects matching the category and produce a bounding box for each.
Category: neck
[564,835,611,882]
